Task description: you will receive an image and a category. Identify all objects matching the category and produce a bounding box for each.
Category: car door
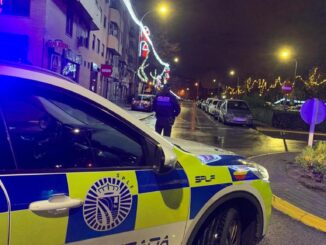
[0,110,15,245]
[0,76,189,245]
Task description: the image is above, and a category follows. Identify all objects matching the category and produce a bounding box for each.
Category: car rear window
[227,101,249,110]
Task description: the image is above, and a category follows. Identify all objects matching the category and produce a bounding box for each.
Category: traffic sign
[282,83,293,94]
[101,65,113,77]
[300,98,326,146]
[300,98,326,125]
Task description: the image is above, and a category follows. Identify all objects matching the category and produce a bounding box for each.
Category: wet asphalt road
[143,102,307,157]
[142,102,326,245]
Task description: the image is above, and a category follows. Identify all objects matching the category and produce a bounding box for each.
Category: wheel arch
[185,190,265,245]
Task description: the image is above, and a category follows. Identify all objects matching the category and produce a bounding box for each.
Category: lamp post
[278,47,298,110]
[229,69,240,96]
[278,47,298,79]
[195,82,199,100]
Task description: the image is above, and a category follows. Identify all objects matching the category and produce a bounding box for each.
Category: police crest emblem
[83,177,132,231]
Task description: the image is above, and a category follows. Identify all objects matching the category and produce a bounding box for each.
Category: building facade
[0,0,139,103]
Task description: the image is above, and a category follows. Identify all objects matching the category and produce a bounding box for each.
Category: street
[143,102,307,157]
[143,102,326,244]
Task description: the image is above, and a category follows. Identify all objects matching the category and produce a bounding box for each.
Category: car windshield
[227,101,249,110]
[212,100,218,105]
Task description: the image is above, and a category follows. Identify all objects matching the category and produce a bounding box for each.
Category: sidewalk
[249,152,326,232]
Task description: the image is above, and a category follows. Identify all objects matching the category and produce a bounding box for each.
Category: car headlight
[238,160,269,181]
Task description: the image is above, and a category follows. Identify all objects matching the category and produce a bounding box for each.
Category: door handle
[29,194,83,213]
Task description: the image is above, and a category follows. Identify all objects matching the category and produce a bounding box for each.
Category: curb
[272,195,326,233]
[249,153,326,233]
[138,113,154,121]
[256,127,326,137]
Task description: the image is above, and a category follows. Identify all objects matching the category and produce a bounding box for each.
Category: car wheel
[194,207,242,245]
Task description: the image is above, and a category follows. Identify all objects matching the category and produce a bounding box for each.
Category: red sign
[101,65,113,77]
[47,40,69,49]
[282,82,293,94]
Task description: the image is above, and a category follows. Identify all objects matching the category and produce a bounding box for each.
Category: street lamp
[173,57,179,63]
[194,82,199,99]
[229,69,240,95]
[140,2,171,22]
[278,47,298,79]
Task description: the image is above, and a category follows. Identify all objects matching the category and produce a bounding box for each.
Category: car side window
[0,78,147,171]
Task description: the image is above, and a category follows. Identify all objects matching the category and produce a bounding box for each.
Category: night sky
[135,0,325,84]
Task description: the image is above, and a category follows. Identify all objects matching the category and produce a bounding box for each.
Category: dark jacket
[153,91,181,121]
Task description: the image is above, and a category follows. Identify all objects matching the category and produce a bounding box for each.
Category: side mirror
[154,144,177,174]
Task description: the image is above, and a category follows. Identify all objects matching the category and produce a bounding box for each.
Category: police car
[0,62,272,245]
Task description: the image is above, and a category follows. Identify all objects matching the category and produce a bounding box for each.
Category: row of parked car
[197,98,254,127]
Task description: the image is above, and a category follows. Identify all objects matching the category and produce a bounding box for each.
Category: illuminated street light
[229,70,235,76]
[186,87,190,91]
[213,79,216,83]
[140,2,171,22]
[174,57,179,63]
[157,2,170,16]
[229,69,240,96]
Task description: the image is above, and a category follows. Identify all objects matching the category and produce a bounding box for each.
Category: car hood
[166,137,246,165]
[166,137,235,155]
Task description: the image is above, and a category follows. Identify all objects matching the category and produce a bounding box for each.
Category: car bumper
[226,117,253,125]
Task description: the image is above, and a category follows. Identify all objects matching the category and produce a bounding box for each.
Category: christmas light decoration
[122,0,170,68]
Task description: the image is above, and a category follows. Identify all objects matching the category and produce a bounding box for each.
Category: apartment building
[0,0,139,102]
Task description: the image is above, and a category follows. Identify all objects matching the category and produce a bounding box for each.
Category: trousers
[155,117,174,137]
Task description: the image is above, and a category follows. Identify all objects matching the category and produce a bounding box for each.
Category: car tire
[194,207,242,245]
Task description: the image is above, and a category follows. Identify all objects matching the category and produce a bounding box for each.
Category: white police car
[0,62,272,245]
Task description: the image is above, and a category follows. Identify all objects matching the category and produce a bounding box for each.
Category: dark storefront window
[65,4,73,36]
[0,32,29,62]
[0,0,30,16]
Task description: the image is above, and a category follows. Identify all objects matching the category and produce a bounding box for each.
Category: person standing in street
[153,84,181,137]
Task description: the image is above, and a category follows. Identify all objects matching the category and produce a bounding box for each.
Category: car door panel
[0,183,9,245]
[65,168,189,244]
[1,174,69,245]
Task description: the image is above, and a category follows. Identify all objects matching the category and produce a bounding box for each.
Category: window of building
[109,22,119,38]
[104,15,107,28]
[97,39,100,54]
[101,44,105,57]
[65,4,74,36]
[110,0,120,10]
[92,34,96,50]
[0,0,30,16]
[0,78,152,171]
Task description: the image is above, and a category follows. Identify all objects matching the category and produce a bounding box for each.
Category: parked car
[213,100,224,120]
[0,62,271,245]
[203,98,214,112]
[131,94,155,112]
[208,99,220,115]
[219,99,253,126]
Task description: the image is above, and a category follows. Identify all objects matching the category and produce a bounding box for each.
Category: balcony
[109,8,121,27]
[107,35,121,55]
[75,0,101,30]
